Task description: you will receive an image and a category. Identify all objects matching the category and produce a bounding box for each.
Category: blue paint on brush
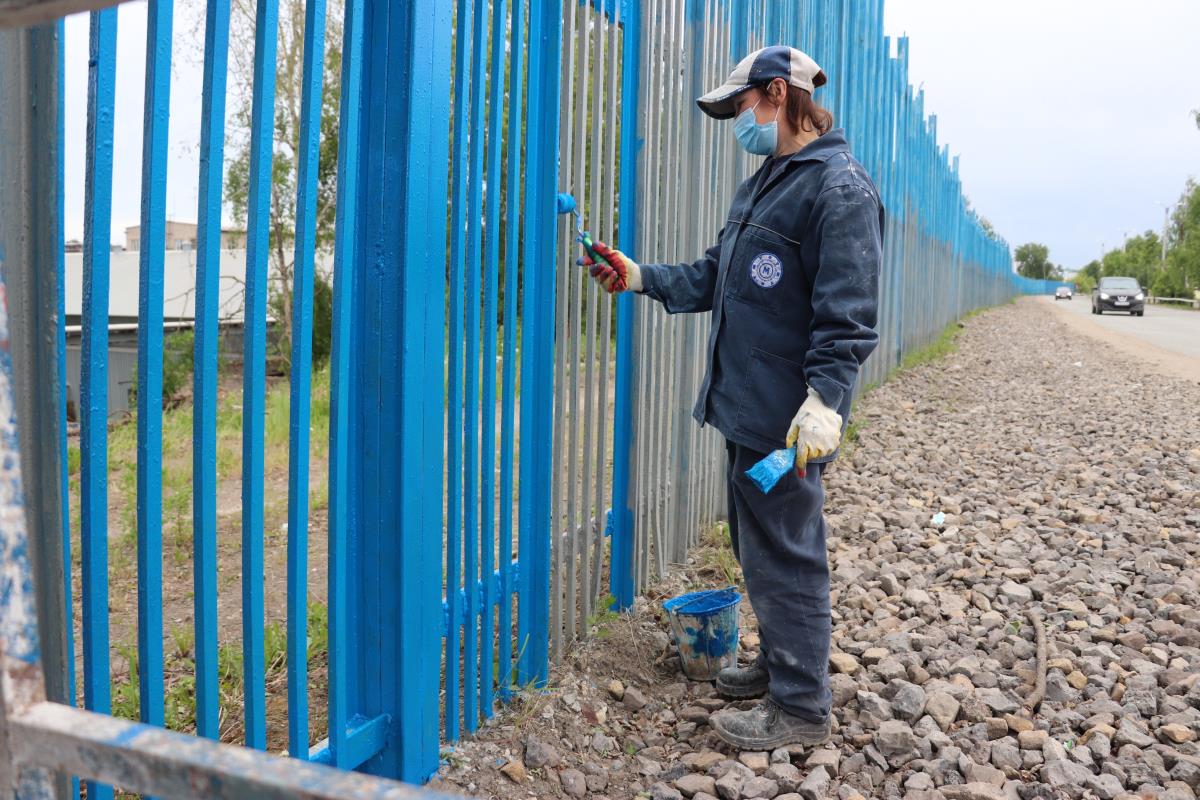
[745,447,796,494]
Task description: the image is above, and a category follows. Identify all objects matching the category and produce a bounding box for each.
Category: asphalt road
[1041,293,1200,360]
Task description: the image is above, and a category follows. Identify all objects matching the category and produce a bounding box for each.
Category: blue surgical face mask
[733,100,779,156]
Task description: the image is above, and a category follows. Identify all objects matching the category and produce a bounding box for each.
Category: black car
[1092,276,1145,316]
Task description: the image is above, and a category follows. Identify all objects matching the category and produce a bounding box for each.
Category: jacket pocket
[732,347,806,448]
[726,227,801,316]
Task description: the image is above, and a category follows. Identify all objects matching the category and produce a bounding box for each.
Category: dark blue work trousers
[725,440,832,723]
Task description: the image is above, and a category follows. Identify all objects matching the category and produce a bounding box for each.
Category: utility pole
[1161,204,1171,269]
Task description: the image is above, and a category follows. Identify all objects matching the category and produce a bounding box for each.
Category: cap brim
[696,83,756,120]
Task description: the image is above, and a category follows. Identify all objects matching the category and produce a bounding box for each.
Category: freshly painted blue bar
[307,713,390,769]
[80,10,118,800]
[327,0,363,769]
[463,0,488,733]
[353,0,450,781]
[193,0,230,743]
[498,0,524,696]
[242,0,281,751]
[515,0,562,688]
[609,0,640,610]
[479,0,506,720]
[445,0,472,743]
[286,0,328,760]
[135,0,173,740]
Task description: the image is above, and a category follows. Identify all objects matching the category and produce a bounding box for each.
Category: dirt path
[432,299,1200,800]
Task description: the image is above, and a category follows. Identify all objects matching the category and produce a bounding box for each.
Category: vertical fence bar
[352,0,450,781]
[481,0,506,714]
[193,0,230,744]
[79,11,118,799]
[564,0,586,643]
[549,0,575,663]
[610,0,641,609]
[515,0,562,688]
[446,0,471,742]
[327,0,363,768]
[0,20,74,798]
[135,0,172,741]
[241,0,280,751]
[56,27,79,787]
[464,0,487,732]
[286,0,328,759]
[498,0,524,693]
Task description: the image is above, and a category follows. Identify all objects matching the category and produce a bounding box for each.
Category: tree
[1072,259,1101,292]
[1014,242,1060,280]
[1099,231,1161,289]
[1161,178,1200,296]
[185,0,344,372]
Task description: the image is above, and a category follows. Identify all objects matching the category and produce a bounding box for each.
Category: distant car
[1091,276,1145,316]
[1055,286,1072,300]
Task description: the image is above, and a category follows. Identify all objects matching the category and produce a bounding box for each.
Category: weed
[171,626,194,659]
[697,523,741,586]
[264,619,288,674]
[307,599,329,663]
[67,445,80,475]
[164,674,197,731]
[111,642,140,722]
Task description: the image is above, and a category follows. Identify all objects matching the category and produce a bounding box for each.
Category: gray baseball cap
[696,45,827,120]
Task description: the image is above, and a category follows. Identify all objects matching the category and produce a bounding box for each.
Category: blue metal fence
[0,0,1068,793]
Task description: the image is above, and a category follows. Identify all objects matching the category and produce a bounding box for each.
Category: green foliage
[1098,230,1161,289]
[1072,260,1101,293]
[1087,179,1200,299]
[128,329,199,410]
[225,0,344,376]
[1014,242,1062,281]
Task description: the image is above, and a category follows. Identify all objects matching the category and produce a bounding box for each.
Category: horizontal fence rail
[0,0,1068,793]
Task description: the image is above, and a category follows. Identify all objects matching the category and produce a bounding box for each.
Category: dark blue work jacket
[638,129,882,461]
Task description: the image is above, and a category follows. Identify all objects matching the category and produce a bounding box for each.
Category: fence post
[610,0,641,610]
[513,0,563,688]
[0,17,74,725]
[347,0,450,782]
[0,23,73,800]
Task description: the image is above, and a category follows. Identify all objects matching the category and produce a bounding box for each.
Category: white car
[1055,286,1072,300]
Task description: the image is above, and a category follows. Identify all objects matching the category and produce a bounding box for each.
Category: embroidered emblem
[749,252,782,289]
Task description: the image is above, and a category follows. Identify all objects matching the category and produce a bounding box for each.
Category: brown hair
[763,80,834,136]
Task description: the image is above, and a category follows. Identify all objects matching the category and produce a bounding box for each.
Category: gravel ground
[432,299,1200,800]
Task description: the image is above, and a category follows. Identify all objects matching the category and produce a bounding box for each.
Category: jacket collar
[781,127,849,163]
[749,128,849,203]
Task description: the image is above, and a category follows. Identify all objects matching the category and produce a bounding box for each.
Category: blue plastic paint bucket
[662,587,742,681]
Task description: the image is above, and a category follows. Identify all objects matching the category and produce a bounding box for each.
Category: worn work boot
[709,699,831,750]
[714,657,769,699]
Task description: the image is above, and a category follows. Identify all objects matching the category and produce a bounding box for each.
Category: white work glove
[580,240,643,294]
[786,386,843,476]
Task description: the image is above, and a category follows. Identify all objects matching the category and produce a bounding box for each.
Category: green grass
[698,523,741,587]
[587,594,620,639]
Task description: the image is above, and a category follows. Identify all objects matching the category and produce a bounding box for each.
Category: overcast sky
[883,0,1200,270]
[63,1,1200,272]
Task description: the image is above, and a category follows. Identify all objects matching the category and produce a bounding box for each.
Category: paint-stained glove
[579,240,643,293]
[785,386,843,477]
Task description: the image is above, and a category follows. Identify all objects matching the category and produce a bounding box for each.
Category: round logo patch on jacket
[749,252,783,288]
